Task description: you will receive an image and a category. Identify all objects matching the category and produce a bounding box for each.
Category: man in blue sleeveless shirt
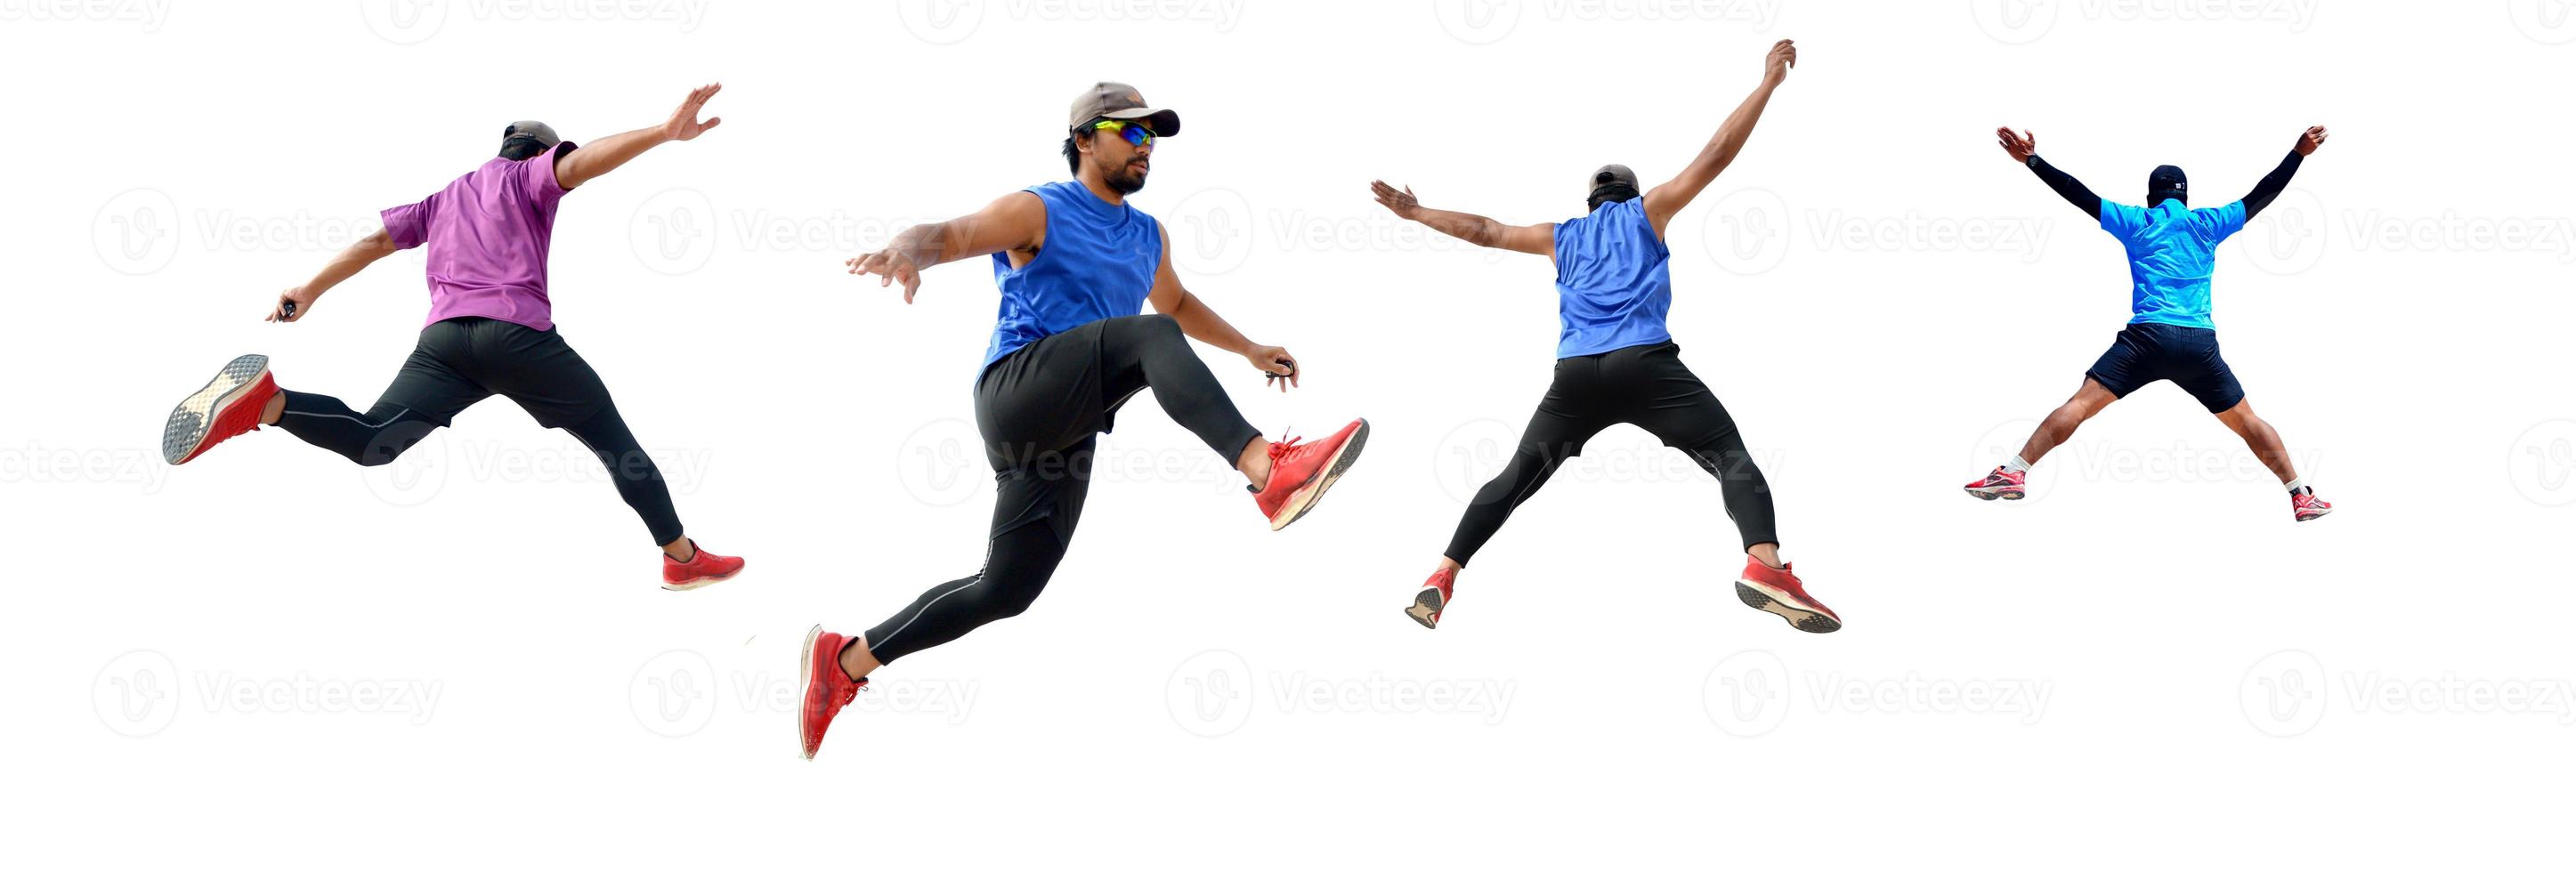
[1964,125,2334,523]
[797,83,1370,758]
[1371,40,1842,634]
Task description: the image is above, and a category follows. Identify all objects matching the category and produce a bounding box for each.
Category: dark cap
[2148,165,2188,204]
[1067,82,1179,137]
[1591,163,1640,192]
[501,120,562,150]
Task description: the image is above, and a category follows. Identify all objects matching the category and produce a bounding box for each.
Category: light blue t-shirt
[983,181,1162,370]
[2098,198,2248,330]
[1551,198,1674,359]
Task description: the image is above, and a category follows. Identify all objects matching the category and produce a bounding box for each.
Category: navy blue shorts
[2084,323,2246,414]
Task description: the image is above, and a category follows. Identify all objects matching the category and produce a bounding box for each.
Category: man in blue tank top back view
[1963,125,2335,523]
[795,83,1371,760]
[1369,39,1843,634]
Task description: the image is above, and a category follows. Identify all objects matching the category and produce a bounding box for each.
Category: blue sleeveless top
[982,181,1162,370]
[1551,198,1674,359]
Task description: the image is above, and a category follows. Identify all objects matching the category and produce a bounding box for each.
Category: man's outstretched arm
[552,83,725,190]
[1997,127,2102,216]
[1369,181,1553,256]
[844,190,1048,303]
[267,227,399,322]
[2243,125,2328,219]
[1640,38,1797,236]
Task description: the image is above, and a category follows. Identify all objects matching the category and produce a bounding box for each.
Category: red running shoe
[162,354,278,465]
[1405,565,1458,629]
[1252,419,1370,530]
[662,540,745,591]
[1736,557,1842,634]
[2292,489,2333,522]
[1964,466,2027,501]
[796,625,867,760]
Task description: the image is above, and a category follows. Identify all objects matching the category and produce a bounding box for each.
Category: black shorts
[385,316,619,429]
[2084,323,2246,414]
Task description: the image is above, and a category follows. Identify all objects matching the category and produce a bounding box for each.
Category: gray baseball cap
[500,120,562,150]
[1066,82,1179,137]
[1590,164,1640,192]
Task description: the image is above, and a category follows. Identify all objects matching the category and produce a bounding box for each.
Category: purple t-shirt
[380,144,572,331]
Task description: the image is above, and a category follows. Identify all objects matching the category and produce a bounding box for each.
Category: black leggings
[864,314,1263,665]
[1444,341,1778,565]
[272,317,685,545]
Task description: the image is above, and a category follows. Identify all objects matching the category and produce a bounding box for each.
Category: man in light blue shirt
[1964,125,2335,522]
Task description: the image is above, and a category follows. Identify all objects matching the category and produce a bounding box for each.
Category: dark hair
[499,137,548,161]
[1060,124,1098,175]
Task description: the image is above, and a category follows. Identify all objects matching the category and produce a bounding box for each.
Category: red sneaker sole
[163,354,269,464]
[796,624,824,760]
[1405,587,1444,629]
[1964,487,2024,501]
[1268,419,1370,531]
[661,564,743,592]
[1735,580,1842,634]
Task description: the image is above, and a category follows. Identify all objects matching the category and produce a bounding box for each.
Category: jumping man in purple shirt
[157,84,748,589]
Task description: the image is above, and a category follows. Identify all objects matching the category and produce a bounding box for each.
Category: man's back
[2098,198,2246,330]
[379,145,572,331]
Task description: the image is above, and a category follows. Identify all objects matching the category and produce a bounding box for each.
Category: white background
[7,0,2574,867]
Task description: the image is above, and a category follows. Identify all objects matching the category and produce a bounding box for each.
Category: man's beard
[1107,160,1148,195]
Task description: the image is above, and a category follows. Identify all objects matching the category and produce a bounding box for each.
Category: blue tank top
[1551,198,1674,359]
[982,181,1163,370]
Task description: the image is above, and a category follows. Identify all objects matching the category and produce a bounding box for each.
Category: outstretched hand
[1762,38,1796,86]
[662,83,724,142]
[264,286,316,322]
[1368,181,1422,221]
[846,249,924,303]
[2294,125,2329,156]
[1996,126,2037,163]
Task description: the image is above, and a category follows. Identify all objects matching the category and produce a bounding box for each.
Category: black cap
[2148,165,2188,206]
